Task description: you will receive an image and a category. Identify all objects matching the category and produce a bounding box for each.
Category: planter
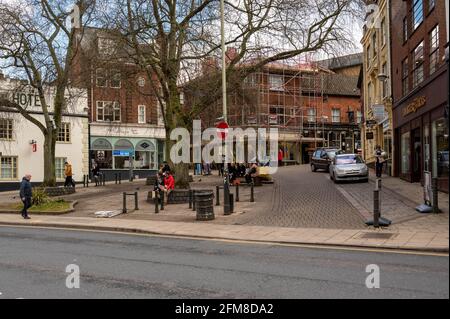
[43,186,76,197]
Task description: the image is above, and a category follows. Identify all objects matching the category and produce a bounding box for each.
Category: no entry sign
[216,121,229,140]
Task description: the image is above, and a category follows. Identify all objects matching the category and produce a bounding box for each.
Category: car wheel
[311,164,317,172]
[363,178,369,183]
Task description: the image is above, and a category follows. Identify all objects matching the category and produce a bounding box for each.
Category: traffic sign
[216,121,229,140]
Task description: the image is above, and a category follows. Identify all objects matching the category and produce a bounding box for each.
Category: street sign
[366,119,377,126]
[216,121,229,140]
[371,104,385,122]
[113,150,131,156]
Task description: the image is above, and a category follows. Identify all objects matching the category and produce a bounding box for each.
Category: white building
[0,75,89,191]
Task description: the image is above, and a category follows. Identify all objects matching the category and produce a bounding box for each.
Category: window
[244,74,257,86]
[432,118,449,179]
[371,33,376,58]
[98,37,116,56]
[96,101,121,122]
[357,111,362,124]
[367,82,373,107]
[412,41,424,88]
[0,156,17,180]
[429,25,439,75]
[138,105,146,124]
[135,140,156,169]
[367,44,372,63]
[96,68,107,87]
[403,17,408,42]
[402,57,409,95]
[137,76,145,87]
[428,0,435,13]
[55,157,67,180]
[0,118,13,140]
[110,69,121,88]
[401,132,410,174]
[113,139,134,169]
[56,122,70,143]
[382,63,387,98]
[269,74,284,91]
[412,0,423,31]
[381,18,386,47]
[332,109,340,123]
[91,138,113,169]
[269,106,285,125]
[307,108,316,122]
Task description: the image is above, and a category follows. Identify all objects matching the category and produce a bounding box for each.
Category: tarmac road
[0,226,448,299]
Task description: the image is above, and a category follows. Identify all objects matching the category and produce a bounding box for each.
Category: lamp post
[220,0,230,215]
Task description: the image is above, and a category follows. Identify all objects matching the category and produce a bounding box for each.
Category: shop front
[90,136,163,180]
[393,69,448,193]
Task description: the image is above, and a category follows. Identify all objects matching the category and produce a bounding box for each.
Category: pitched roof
[323,73,360,96]
[317,53,363,71]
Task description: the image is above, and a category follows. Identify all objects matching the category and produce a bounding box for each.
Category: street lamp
[220,0,231,215]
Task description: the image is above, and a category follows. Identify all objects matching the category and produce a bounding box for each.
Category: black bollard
[119,173,122,184]
[134,191,139,210]
[115,173,118,184]
[189,189,193,209]
[155,191,159,214]
[373,189,380,227]
[235,183,239,202]
[160,191,164,210]
[432,178,439,213]
[192,190,196,211]
[86,175,89,188]
[227,193,234,215]
[216,186,220,206]
[250,182,254,202]
[123,192,127,213]
[102,174,105,186]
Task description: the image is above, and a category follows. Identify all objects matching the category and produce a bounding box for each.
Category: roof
[317,53,363,71]
[323,73,360,96]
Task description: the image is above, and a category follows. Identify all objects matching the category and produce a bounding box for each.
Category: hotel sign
[402,96,426,117]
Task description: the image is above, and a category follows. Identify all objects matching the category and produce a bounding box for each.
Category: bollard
[86,175,89,188]
[189,189,193,209]
[119,173,122,184]
[250,182,254,202]
[160,191,164,210]
[134,191,139,210]
[123,192,127,213]
[235,183,239,202]
[373,189,380,227]
[216,186,220,206]
[432,178,439,213]
[115,173,118,184]
[192,190,196,211]
[228,193,234,214]
[155,191,159,214]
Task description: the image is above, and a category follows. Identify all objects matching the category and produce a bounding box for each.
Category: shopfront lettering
[11,92,41,108]
[402,96,426,117]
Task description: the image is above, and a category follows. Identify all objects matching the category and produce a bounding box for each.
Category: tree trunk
[42,132,56,187]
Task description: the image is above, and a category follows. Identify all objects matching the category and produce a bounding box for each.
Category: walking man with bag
[19,174,32,219]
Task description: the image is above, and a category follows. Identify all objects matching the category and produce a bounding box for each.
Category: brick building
[70,27,165,180]
[390,0,448,192]
[185,52,362,164]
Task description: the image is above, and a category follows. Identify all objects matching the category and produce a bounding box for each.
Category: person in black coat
[19,174,32,219]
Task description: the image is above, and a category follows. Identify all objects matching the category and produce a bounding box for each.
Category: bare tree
[0,0,95,186]
[99,0,364,186]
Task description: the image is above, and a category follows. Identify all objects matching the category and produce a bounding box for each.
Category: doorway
[412,128,422,182]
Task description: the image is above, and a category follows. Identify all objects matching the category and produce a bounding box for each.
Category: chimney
[201,57,219,74]
[70,4,81,29]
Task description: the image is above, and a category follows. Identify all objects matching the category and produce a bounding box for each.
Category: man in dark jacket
[19,174,32,219]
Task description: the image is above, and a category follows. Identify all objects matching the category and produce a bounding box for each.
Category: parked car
[310,148,340,172]
[329,153,368,183]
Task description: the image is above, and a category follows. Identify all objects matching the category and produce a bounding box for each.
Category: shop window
[57,122,71,143]
[401,132,411,175]
[0,118,13,140]
[0,156,17,180]
[432,118,449,179]
[429,25,439,75]
[135,140,156,169]
[114,139,134,169]
[91,138,113,169]
[55,157,67,179]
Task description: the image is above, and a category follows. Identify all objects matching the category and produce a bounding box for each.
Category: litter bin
[195,191,215,221]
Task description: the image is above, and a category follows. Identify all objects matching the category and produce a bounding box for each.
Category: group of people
[153,162,175,204]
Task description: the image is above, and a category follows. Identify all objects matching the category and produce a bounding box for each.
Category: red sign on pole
[216,121,229,140]
[32,143,37,152]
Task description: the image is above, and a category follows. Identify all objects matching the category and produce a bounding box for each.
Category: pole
[122,192,127,214]
[129,153,133,182]
[432,177,439,213]
[221,0,230,216]
[155,191,159,214]
[216,185,220,206]
[134,191,139,210]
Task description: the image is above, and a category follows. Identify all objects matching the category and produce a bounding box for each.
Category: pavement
[0,166,448,252]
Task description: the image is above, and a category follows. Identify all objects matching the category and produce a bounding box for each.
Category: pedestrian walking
[278,148,283,167]
[92,163,100,185]
[374,145,385,178]
[19,174,32,219]
[64,161,75,188]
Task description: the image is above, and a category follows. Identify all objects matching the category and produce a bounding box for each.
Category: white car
[329,154,369,183]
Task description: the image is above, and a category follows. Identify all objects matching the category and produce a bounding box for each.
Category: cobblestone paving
[225,165,366,229]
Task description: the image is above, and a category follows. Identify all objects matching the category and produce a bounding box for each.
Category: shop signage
[402,96,426,117]
[113,150,131,156]
[371,104,385,122]
[366,132,374,140]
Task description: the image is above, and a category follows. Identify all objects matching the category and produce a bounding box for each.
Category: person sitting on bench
[159,171,174,204]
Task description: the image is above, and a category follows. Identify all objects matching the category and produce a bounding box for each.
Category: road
[0,226,448,299]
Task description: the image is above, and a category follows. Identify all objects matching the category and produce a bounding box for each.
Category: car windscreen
[326,150,338,158]
[335,155,363,165]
